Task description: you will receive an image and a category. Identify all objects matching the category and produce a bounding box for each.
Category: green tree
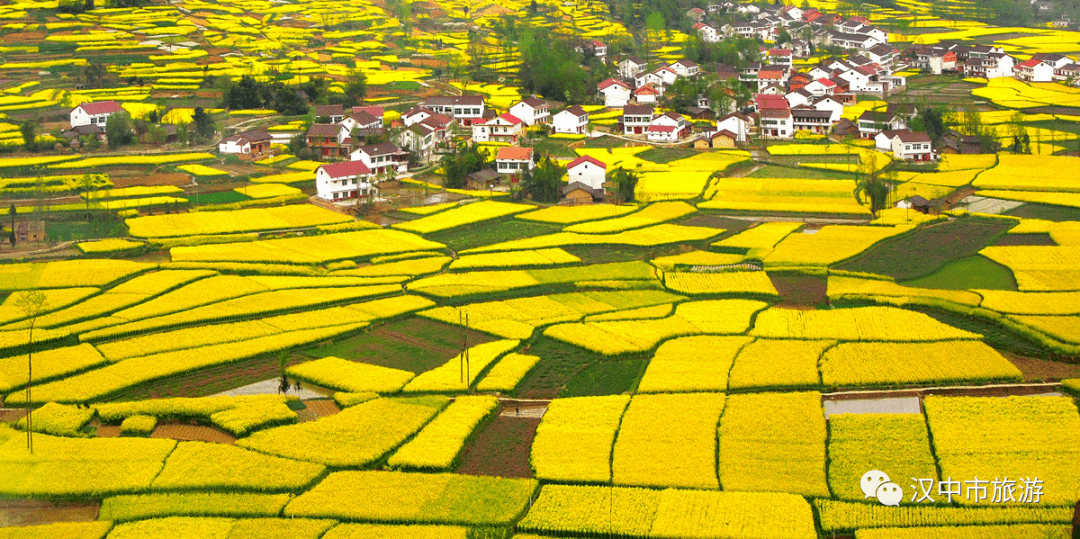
[83,62,108,89]
[644,11,665,61]
[273,87,309,116]
[522,157,566,203]
[15,290,48,454]
[192,107,216,140]
[776,29,792,45]
[343,70,368,108]
[105,112,134,149]
[78,174,96,223]
[440,143,490,189]
[7,203,13,248]
[610,168,639,203]
[19,121,36,152]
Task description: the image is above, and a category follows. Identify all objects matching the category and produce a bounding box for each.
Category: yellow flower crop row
[976,190,1080,209]
[411,261,659,300]
[938,153,997,171]
[177,164,228,177]
[15,325,365,404]
[0,155,82,168]
[0,327,69,353]
[662,270,779,298]
[475,353,540,392]
[519,484,817,539]
[973,155,1080,192]
[649,250,747,271]
[698,178,871,216]
[50,152,215,169]
[829,414,940,502]
[392,200,533,235]
[765,225,914,268]
[821,340,1023,386]
[855,524,1072,539]
[333,255,450,278]
[76,238,145,254]
[151,441,325,491]
[420,289,683,340]
[234,183,301,199]
[98,394,295,437]
[0,430,176,497]
[238,396,447,467]
[0,521,112,539]
[388,395,498,470]
[728,338,833,390]
[637,336,750,393]
[15,402,92,437]
[127,204,351,238]
[82,285,397,341]
[460,224,723,254]
[531,395,630,483]
[564,201,696,234]
[979,289,1080,314]
[106,517,337,539]
[0,343,105,393]
[0,287,98,326]
[0,259,152,291]
[399,202,457,215]
[99,492,292,522]
[287,355,412,394]
[925,395,1080,506]
[815,499,1073,532]
[1011,315,1080,344]
[544,299,768,356]
[751,306,980,341]
[449,248,580,271]
[712,222,804,254]
[284,470,538,526]
[171,229,444,264]
[402,339,520,393]
[612,392,726,489]
[517,204,636,224]
[828,276,983,307]
[119,415,155,435]
[719,391,830,497]
[325,524,467,539]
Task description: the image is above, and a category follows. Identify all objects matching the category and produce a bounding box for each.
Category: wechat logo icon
[862,470,902,506]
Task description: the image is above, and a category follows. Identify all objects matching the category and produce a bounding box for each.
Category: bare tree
[15,290,47,454]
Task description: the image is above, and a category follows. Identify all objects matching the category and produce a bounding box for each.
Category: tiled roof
[75,100,123,115]
[567,155,606,170]
[496,147,533,161]
[319,161,371,178]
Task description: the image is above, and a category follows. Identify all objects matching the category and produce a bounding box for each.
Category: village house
[598,78,632,108]
[343,107,383,132]
[472,113,525,144]
[892,131,934,161]
[402,107,435,127]
[759,108,793,139]
[565,155,607,192]
[791,108,833,134]
[306,123,350,159]
[1017,58,1054,83]
[874,129,906,151]
[495,147,535,177]
[716,112,751,142]
[314,104,345,123]
[964,52,1015,79]
[618,56,647,79]
[70,101,124,129]
[671,59,701,77]
[510,97,551,126]
[857,110,906,139]
[622,104,654,135]
[552,106,589,135]
[633,85,661,104]
[645,112,690,143]
[768,48,793,67]
[350,143,409,176]
[316,161,373,202]
[400,113,452,163]
[218,129,272,156]
[694,22,720,43]
[422,95,486,125]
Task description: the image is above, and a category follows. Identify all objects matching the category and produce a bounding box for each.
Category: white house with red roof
[566,155,607,191]
[633,85,661,104]
[891,131,933,161]
[647,112,690,142]
[622,105,654,135]
[598,78,632,108]
[70,101,124,129]
[803,78,837,97]
[552,106,589,135]
[693,23,720,43]
[1017,58,1054,82]
[316,161,374,201]
[495,147,535,176]
[768,49,793,67]
[509,97,550,126]
[472,113,525,144]
[671,60,700,77]
[350,143,409,176]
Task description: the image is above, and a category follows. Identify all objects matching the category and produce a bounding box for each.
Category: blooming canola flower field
[2,0,1080,534]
